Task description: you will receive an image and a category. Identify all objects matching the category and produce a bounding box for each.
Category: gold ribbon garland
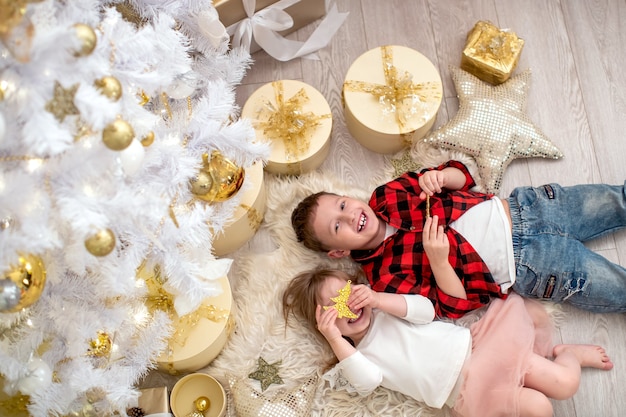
[255,81,331,162]
[343,45,441,132]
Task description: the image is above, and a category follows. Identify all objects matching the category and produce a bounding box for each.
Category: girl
[282,216,614,417]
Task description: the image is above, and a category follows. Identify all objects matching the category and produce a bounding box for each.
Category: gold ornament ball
[194,396,211,412]
[102,119,135,151]
[94,76,122,101]
[84,228,116,256]
[73,23,97,57]
[87,331,112,358]
[2,253,47,313]
[140,131,155,147]
[189,151,245,203]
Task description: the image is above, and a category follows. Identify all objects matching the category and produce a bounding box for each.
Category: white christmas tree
[0,1,268,416]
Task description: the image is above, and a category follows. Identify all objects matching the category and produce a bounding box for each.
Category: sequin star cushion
[229,375,318,417]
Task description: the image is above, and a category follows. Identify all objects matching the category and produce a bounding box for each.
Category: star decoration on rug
[45,81,80,122]
[390,148,422,177]
[423,67,563,193]
[248,357,284,391]
[323,280,357,319]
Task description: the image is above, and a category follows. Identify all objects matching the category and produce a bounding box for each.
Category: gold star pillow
[229,375,318,417]
[423,67,563,193]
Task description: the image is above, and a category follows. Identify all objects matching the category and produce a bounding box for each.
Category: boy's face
[312,194,384,258]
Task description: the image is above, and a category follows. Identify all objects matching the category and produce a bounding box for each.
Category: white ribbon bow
[228,0,348,61]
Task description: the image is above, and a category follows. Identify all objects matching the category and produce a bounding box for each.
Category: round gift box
[157,275,233,374]
[343,45,443,154]
[212,161,266,256]
[242,80,332,175]
[170,373,226,417]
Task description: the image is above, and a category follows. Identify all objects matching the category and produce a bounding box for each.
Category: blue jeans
[508,182,626,313]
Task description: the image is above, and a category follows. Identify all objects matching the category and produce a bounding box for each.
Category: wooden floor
[234,1,626,416]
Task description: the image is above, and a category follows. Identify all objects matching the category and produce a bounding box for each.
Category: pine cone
[126,407,145,417]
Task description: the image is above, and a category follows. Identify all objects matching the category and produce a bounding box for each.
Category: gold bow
[255,81,331,161]
[343,45,441,131]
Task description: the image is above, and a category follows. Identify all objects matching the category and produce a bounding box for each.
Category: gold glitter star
[323,280,358,319]
[390,149,422,178]
[45,81,80,122]
[423,67,562,193]
[248,357,284,391]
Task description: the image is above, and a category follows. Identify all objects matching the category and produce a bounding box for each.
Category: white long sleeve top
[329,294,471,408]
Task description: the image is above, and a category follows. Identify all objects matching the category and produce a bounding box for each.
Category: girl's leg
[518,388,552,417]
[523,344,613,400]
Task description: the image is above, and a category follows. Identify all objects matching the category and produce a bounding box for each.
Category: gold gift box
[156,276,233,374]
[212,161,266,256]
[460,20,525,85]
[242,79,332,175]
[343,45,443,154]
[214,0,326,53]
[138,387,170,415]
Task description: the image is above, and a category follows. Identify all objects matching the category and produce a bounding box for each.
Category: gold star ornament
[423,67,562,193]
[248,357,284,391]
[45,81,80,122]
[323,280,358,319]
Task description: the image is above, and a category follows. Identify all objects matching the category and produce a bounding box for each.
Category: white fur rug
[142,142,560,416]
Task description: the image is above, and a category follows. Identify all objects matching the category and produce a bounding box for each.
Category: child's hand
[349,284,379,311]
[422,215,450,267]
[419,170,447,198]
[315,304,343,342]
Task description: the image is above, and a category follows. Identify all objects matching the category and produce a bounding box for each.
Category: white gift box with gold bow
[242,80,332,175]
[211,161,266,256]
[343,45,443,154]
[156,276,234,374]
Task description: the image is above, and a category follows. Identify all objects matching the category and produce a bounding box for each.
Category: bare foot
[553,344,614,370]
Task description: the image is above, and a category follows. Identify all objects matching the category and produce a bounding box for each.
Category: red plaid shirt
[351,160,506,318]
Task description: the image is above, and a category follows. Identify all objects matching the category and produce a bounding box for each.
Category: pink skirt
[452,293,553,417]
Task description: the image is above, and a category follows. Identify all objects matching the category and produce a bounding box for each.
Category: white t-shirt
[449,197,516,292]
[328,294,471,408]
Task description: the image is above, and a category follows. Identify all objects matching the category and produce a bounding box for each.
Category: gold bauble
[189,151,245,203]
[194,396,211,412]
[2,254,46,313]
[84,228,116,256]
[72,23,97,57]
[94,76,122,101]
[140,131,155,147]
[102,118,135,151]
[86,331,112,358]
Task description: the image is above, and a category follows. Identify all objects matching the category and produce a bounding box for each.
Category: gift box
[460,20,525,85]
[343,45,443,154]
[241,80,332,175]
[138,387,172,416]
[157,276,234,374]
[216,0,347,61]
[212,160,266,256]
[215,0,325,32]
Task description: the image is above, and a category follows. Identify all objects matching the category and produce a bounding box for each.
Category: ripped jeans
[508,182,626,313]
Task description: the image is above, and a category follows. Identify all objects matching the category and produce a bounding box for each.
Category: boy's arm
[423,216,468,300]
[419,160,477,193]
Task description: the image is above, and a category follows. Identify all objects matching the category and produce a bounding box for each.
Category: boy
[291,160,626,318]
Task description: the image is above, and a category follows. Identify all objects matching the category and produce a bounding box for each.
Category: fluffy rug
[143,142,560,416]
[201,143,491,417]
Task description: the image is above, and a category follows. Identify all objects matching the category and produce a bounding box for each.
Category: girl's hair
[290,191,337,252]
[282,268,364,370]
[282,268,359,339]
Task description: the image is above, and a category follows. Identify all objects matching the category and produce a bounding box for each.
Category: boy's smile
[312,194,386,257]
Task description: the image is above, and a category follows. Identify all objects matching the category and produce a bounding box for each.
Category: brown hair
[282,268,358,337]
[291,191,337,252]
